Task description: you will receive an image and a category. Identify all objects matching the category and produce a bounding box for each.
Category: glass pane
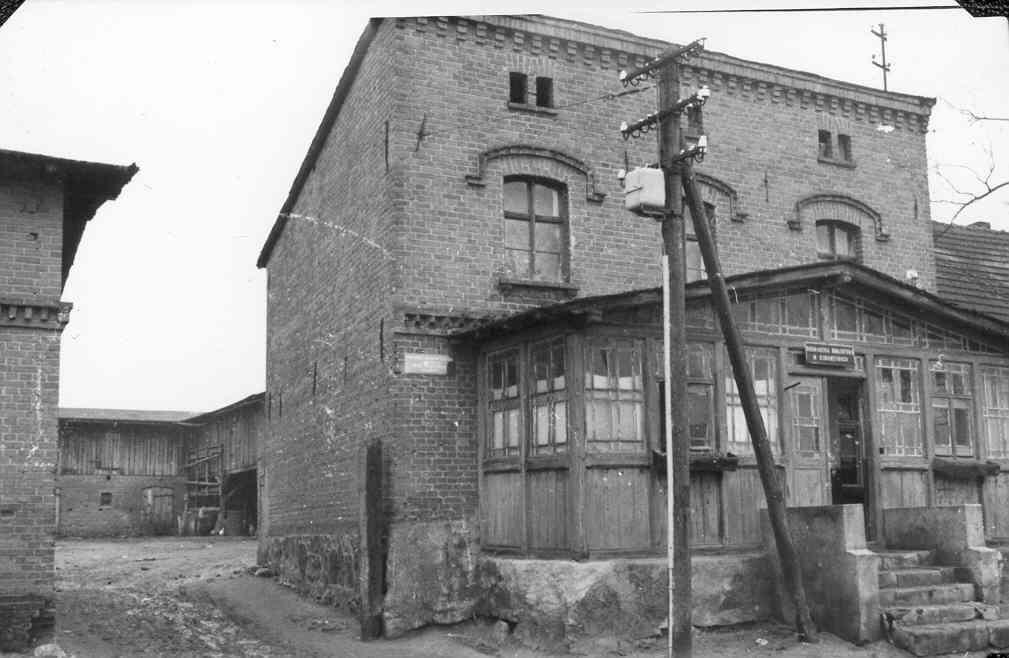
[505,218,529,249]
[533,346,549,393]
[685,240,705,282]
[798,426,819,452]
[731,299,750,326]
[587,399,612,441]
[816,223,831,253]
[506,408,520,450]
[533,184,560,217]
[534,252,560,281]
[491,360,503,400]
[796,391,813,418]
[555,402,567,446]
[535,404,550,446]
[687,343,711,379]
[784,293,811,330]
[899,369,913,403]
[534,222,561,253]
[951,372,967,396]
[503,181,527,214]
[505,359,518,398]
[616,401,639,440]
[507,248,530,278]
[864,308,885,337]
[492,411,504,451]
[687,385,712,448]
[617,349,635,390]
[933,370,948,394]
[953,405,971,450]
[933,401,951,454]
[836,227,854,257]
[588,349,609,390]
[835,297,857,333]
[551,342,565,390]
[754,298,779,327]
[891,316,913,343]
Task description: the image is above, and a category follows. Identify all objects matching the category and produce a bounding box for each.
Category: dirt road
[1,537,925,657]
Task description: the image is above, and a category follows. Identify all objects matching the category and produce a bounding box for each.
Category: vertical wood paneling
[986,473,1009,540]
[527,469,568,551]
[879,469,928,508]
[789,468,828,507]
[933,474,980,506]
[585,467,650,551]
[59,423,184,476]
[483,471,522,547]
[723,466,766,546]
[653,472,722,548]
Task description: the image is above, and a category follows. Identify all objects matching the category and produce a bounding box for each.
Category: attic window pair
[818,130,853,166]
[509,73,555,111]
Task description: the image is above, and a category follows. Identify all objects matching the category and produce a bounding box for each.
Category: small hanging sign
[803,342,855,368]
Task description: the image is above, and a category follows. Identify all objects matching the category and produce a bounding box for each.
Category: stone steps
[878,566,958,589]
[878,547,1008,656]
[879,582,975,607]
[889,619,1009,656]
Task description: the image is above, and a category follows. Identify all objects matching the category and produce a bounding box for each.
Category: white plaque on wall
[403,352,452,375]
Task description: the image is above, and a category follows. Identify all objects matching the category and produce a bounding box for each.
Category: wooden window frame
[724,346,780,457]
[486,348,523,459]
[503,177,568,283]
[816,220,860,262]
[930,361,974,457]
[529,337,569,456]
[584,337,647,453]
[981,365,1009,459]
[875,357,924,457]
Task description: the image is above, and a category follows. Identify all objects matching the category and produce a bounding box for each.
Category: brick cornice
[0,297,72,331]
[396,15,933,134]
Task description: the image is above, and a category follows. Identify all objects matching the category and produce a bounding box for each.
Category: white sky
[0,0,1006,412]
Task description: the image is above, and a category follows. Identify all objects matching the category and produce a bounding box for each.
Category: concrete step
[883,602,997,627]
[889,618,1009,656]
[878,566,958,589]
[879,582,976,607]
[876,549,934,570]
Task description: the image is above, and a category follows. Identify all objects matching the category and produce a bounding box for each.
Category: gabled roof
[59,408,194,424]
[0,148,138,288]
[933,220,1009,324]
[457,261,1009,342]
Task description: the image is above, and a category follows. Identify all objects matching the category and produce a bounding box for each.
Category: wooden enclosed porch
[462,262,1009,558]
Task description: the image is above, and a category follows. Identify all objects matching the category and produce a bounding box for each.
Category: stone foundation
[258,531,360,611]
[477,552,774,650]
[0,594,54,653]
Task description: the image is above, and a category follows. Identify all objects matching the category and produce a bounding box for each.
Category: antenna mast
[871,23,891,91]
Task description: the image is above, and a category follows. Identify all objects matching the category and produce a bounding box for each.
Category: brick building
[55,393,265,539]
[256,15,1009,645]
[0,148,135,651]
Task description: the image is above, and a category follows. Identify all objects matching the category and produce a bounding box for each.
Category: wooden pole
[681,164,819,643]
[657,54,692,658]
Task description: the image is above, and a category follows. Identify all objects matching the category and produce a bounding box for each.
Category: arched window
[816,220,860,261]
[503,177,567,282]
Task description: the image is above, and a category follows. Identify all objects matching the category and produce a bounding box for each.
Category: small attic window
[838,134,852,162]
[99,492,112,506]
[535,77,554,108]
[509,72,528,104]
[818,130,833,159]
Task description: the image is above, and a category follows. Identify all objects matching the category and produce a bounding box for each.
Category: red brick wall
[0,178,64,651]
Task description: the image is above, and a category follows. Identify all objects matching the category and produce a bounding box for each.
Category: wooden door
[788,377,830,506]
[141,486,175,535]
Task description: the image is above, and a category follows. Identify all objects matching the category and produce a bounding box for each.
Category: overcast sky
[1,1,1006,413]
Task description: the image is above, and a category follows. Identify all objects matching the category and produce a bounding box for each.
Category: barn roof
[58,408,195,424]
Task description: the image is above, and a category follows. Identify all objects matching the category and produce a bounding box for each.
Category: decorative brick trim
[465,144,606,203]
[396,308,492,336]
[396,16,932,135]
[791,194,889,242]
[695,172,746,223]
[0,298,72,331]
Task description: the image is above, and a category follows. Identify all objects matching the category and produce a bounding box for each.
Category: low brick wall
[57,475,184,537]
[258,530,361,611]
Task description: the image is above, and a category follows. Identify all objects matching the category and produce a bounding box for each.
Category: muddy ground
[1,537,929,657]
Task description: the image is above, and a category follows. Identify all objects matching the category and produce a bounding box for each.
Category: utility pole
[619,39,705,657]
[681,165,819,644]
[871,23,891,91]
[620,38,819,648]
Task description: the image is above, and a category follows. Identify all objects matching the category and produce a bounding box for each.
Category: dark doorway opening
[827,378,873,539]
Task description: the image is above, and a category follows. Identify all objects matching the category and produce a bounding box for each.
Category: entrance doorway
[826,378,873,538]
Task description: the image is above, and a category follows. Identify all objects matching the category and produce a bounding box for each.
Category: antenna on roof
[871,23,892,91]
